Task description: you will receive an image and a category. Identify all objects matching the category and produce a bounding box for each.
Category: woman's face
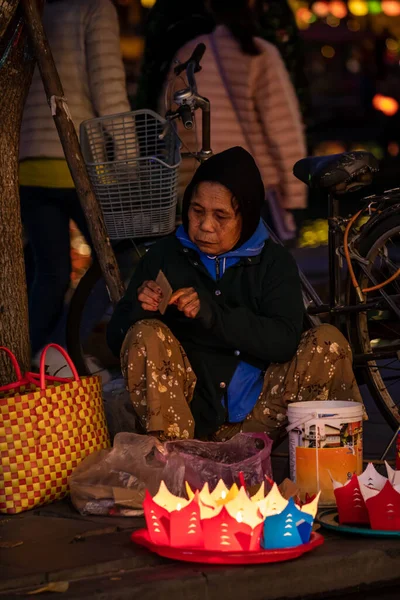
[188,181,242,255]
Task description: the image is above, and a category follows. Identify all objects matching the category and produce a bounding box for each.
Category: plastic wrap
[69,432,272,516]
[163,432,273,491]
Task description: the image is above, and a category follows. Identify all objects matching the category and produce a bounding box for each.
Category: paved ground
[1,496,400,600]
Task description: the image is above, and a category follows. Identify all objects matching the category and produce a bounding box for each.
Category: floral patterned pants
[121,320,364,442]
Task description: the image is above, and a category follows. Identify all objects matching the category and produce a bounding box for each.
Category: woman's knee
[122,319,175,352]
[307,324,352,357]
[129,319,170,340]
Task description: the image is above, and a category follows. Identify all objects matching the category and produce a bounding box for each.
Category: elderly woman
[107,147,363,441]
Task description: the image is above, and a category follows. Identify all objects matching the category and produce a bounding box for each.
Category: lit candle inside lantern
[257,483,288,518]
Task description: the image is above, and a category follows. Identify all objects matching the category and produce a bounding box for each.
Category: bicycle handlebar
[170,42,212,159]
[179,103,194,130]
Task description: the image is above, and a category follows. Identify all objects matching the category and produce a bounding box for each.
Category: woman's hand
[169,287,200,319]
[137,280,163,311]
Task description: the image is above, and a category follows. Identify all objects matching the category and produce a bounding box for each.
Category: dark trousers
[20,186,92,356]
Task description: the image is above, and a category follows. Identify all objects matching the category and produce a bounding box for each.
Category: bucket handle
[286,412,340,433]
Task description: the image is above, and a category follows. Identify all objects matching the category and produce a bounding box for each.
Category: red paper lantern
[202,506,254,552]
[143,490,170,545]
[364,481,400,531]
[169,493,204,548]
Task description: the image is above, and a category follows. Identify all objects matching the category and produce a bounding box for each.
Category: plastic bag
[69,432,181,516]
[162,432,273,492]
[69,432,272,516]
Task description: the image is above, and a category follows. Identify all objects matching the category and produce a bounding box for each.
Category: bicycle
[66,44,400,442]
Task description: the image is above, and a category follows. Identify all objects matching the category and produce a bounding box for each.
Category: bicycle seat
[293,151,379,194]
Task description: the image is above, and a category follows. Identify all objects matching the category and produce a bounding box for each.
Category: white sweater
[20,0,130,160]
[165,26,307,210]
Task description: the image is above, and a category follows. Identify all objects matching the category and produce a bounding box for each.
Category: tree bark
[20,0,125,306]
[0,1,37,384]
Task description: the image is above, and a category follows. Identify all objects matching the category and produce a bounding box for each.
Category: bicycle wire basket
[80,109,181,240]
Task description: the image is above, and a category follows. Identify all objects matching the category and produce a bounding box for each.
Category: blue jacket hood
[176,219,269,258]
[176,219,269,280]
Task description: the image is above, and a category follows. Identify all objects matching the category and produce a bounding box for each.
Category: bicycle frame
[266,191,400,365]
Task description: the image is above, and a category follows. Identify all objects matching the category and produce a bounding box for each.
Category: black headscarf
[182,147,265,246]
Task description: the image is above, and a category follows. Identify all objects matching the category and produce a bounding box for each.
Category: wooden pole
[20,0,125,305]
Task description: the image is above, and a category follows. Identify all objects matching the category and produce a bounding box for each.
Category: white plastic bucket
[287,401,363,506]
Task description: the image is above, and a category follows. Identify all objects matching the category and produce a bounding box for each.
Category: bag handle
[39,344,80,391]
[286,412,340,433]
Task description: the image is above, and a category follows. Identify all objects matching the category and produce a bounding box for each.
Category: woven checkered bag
[0,344,110,514]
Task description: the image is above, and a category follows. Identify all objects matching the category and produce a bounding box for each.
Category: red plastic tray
[131,529,324,565]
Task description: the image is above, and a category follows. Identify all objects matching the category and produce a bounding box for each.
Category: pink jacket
[164,25,307,210]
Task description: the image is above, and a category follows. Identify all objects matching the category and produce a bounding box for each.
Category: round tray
[131,529,324,565]
[318,509,400,537]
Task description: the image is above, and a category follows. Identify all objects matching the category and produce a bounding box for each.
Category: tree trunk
[21,0,125,306]
[0,2,38,385]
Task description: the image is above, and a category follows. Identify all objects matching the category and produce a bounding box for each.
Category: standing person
[19,0,130,364]
[163,0,307,241]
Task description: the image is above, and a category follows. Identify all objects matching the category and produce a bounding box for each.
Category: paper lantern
[386,461,400,486]
[202,506,254,552]
[333,474,370,524]
[257,483,289,518]
[143,479,320,552]
[361,481,400,530]
[143,490,171,545]
[262,498,312,550]
[169,494,203,548]
[333,462,400,530]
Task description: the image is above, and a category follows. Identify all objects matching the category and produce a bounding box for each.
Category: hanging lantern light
[382,1,400,16]
[329,1,348,18]
[312,1,330,16]
[348,0,369,15]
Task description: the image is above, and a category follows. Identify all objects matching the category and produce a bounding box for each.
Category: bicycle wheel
[351,214,400,429]
[66,242,145,376]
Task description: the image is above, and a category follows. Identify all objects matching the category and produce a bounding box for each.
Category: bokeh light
[327,14,341,25]
[368,1,382,13]
[388,142,400,156]
[373,94,399,116]
[312,1,330,17]
[348,0,369,15]
[347,19,361,31]
[347,57,361,72]
[330,1,348,18]
[382,1,400,16]
[321,45,336,57]
[386,38,399,52]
